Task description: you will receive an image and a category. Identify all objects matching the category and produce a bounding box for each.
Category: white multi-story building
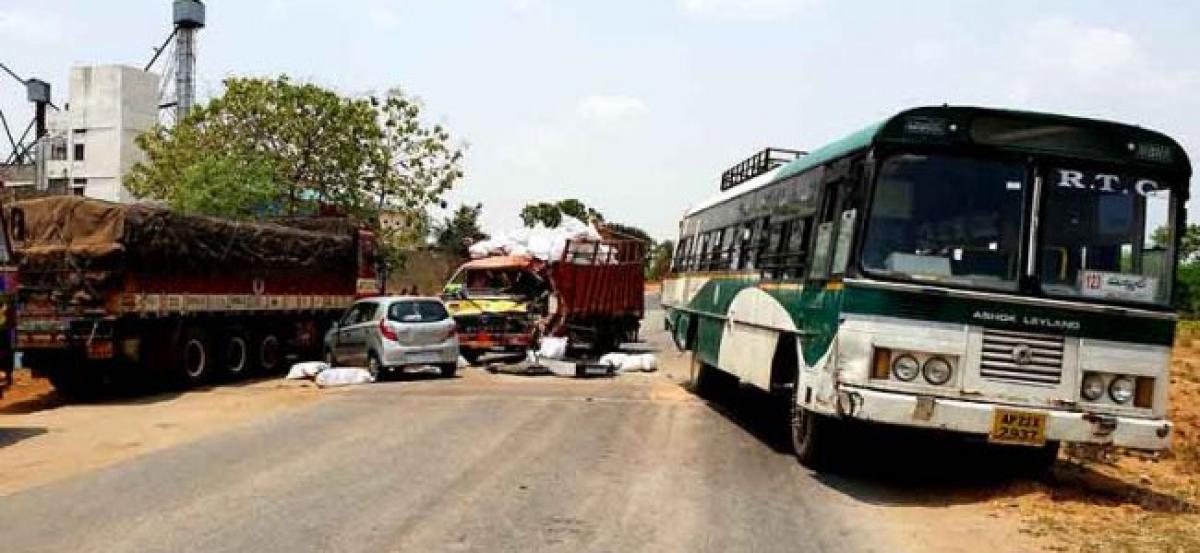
[40,65,160,202]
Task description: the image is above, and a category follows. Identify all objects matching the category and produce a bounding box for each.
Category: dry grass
[1004,324,1200,553]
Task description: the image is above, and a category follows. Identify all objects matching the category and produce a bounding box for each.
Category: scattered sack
[538,337,569,360]
[597,352,658,373]
[286,361,329,380]
[314,367,375,388]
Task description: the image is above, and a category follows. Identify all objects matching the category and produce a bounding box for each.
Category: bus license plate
[989,409,1047,447]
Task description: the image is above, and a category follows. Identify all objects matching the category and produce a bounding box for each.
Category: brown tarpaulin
[9,197,355,272]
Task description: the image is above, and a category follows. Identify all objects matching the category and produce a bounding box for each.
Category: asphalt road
[0,296,976,553]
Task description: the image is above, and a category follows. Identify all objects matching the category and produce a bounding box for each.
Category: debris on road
[597,352,658,373]
[313,368,375,388]
[286,361,330,380]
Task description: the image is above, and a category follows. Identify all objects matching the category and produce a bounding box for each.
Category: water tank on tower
[172,0,205,120]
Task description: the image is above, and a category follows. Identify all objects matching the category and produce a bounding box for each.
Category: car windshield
[1039,168,1176,306]
[861,154,1025,291]
[459,269,541,298]
[388,300,449,323]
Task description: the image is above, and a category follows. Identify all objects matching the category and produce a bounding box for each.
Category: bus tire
[791,401,841,470]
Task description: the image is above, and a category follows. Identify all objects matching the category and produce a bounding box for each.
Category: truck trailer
[442,237,646,363]
[9,197,381,397]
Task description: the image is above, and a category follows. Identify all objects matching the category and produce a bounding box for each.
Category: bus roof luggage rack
[720,147,805,191]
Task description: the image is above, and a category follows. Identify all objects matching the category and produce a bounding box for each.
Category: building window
[73,143,85,161]
[72,178,87,196]
[49,139,68,161]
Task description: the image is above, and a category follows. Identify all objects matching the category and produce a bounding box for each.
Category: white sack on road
[314,368,375,387]
[286,361,329,380]
[598,352,658,372]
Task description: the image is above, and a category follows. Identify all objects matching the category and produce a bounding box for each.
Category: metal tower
[173,0,205,121]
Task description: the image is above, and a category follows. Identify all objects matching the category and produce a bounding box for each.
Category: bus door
[800,160,857,367]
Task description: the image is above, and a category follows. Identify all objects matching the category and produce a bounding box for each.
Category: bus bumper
[839,386,1172,451]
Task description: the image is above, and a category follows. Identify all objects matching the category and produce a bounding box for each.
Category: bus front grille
[979,328,1065,385]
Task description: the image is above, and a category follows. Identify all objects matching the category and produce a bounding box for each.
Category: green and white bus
[662,106,1191,467]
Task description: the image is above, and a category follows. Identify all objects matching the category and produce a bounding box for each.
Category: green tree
[604,222,653,244]
[520,198,605,228]
[519,202,563,228]
[435,203,489,257]
[1152,224,1200,263]
[646,239,674,281]
[127,75,463,269]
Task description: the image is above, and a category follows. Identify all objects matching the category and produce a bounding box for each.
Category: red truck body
[10,197,381,397]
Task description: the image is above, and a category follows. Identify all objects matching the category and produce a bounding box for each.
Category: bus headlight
[922,357,953,385]
[891,355,920,381]
[1081,372,1105,401]
[1109,376,1135,404]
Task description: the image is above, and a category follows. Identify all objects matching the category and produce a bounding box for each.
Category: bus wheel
[791,401,840,470]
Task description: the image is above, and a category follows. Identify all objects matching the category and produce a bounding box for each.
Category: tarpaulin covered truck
[8,197,381,398]
[442,237,646,364]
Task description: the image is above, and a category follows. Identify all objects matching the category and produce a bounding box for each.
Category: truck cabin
[444,256,549,303]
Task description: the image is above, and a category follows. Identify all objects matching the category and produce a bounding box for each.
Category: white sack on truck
[467,216,605,262]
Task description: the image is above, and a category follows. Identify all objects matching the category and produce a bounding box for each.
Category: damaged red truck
[442,237,647,363]
[9,197,382,398]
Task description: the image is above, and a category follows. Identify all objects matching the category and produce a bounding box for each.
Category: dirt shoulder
[0,370,325,496]
[993,331,1200,553]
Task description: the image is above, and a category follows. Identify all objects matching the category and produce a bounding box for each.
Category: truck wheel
[791,400,842,470]
[461,349,482,366]
[438,363,457,378]
[175,327,213,387]
[256,334,282,374]
[220,333,250,379]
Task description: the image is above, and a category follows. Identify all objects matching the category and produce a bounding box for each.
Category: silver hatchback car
[324,296,460,378]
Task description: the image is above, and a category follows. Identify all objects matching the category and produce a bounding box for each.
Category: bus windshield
[1039,168,1175,306]
[861,154,1025,291]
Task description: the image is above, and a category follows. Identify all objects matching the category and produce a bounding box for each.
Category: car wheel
[439,363,457,378]
[367,352,382,380]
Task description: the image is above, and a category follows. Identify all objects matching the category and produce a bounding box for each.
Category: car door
[333,304,362,361]
[339,302,377,365]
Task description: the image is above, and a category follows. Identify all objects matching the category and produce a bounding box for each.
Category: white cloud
[677,0,815,21]
[0,9,65,44]
[576,95,649,121]
[368,5,404,29]
[512,0,543,12]
[1022,17,1139,77]
[909,39,948,64]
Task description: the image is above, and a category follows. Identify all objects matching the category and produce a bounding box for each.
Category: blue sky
[2,0,1198,239]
